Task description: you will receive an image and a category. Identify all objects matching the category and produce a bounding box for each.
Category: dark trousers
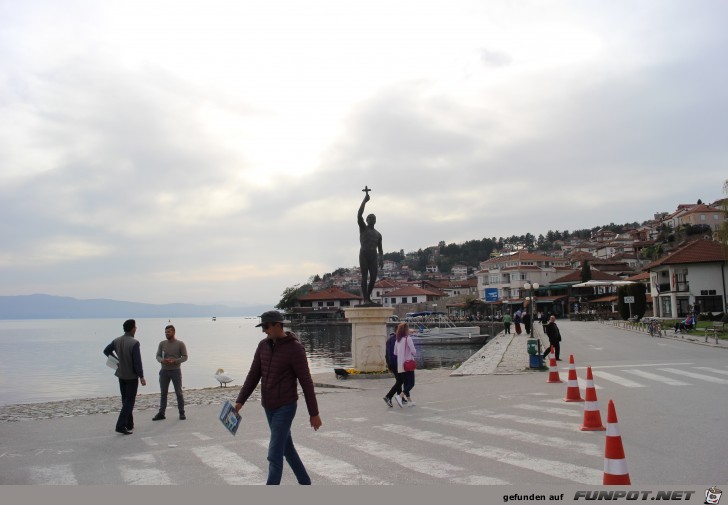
[158,369,184,415]
[503,322,511,334]
[542,341,560,360]
[116,378,138,431]
[264,402,310,485]
[386,371,404,399]
[402,370,415,397]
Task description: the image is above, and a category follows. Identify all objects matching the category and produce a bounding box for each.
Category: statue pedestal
[344,306,394,372]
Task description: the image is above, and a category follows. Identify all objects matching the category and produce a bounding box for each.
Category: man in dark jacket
[103,319,146,435]
[383,332,403,407]
[235,311,322,485]
[541,315,562,361]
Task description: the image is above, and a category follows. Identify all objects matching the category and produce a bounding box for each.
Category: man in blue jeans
[235,311,322,485]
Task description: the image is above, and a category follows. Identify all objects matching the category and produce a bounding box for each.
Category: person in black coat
[541,315,562,361]
[383,332,403,407]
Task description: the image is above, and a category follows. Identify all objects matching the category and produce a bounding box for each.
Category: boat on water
[403,311,487,345]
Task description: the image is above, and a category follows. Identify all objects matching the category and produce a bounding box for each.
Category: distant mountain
[0,294,271,319]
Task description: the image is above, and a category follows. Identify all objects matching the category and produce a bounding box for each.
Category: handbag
[403,336,416,371]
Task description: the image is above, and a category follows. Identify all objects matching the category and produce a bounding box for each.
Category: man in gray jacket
[153,324,188,421]
[103,319,146,435]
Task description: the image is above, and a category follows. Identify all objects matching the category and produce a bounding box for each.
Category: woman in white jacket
[392,323,417,407]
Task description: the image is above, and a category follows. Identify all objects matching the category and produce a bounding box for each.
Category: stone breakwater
[0,387,260,423]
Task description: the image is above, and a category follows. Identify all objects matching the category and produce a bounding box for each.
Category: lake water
[0,317,482,406]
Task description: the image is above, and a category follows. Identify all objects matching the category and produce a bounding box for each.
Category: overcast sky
[1,0,726,308]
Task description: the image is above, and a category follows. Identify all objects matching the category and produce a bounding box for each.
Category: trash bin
[527,338,543,369]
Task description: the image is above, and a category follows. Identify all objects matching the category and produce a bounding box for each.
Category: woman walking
[393,323,417,407]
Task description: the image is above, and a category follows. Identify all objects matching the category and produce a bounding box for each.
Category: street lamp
[523,282,539,335]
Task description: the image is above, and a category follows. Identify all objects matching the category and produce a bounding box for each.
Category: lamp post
[523,281,540,335]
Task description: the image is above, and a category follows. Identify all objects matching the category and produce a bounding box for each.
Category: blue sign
[485,288,499,302]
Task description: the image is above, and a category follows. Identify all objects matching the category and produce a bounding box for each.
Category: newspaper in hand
[219,400,241,436]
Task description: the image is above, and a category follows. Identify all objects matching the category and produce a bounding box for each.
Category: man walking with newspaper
[235,310,322,485]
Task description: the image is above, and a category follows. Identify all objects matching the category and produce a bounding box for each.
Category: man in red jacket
[235,310,323,485]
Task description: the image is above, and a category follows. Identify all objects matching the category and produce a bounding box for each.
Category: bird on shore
[214,368,234,387]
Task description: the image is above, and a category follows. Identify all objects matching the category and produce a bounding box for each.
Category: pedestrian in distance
[502,313,512,334]
[153,324,188,421]
[103,319,146,435]
[235,310,322,485]
[383,331,403,407]
[514,309,523,335]
[393,322,417,407]
[522,308,532,335]
[541,315,562,361]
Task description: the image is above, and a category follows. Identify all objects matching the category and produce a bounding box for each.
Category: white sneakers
[394,394,403,408]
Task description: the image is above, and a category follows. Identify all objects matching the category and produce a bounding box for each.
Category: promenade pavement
[1,318,725,487]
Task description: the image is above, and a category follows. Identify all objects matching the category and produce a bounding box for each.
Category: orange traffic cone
[579,366,605,431]
[603,400,631,485]
[564,355,584,402]
[546,347,563,383]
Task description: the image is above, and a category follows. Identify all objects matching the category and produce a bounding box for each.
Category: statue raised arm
[358,188,383,305]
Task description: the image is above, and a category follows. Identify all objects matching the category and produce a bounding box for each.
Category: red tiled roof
[626,271,650,281]
[385,286,444,297]
[298,287,362,301]
[551,270,622,283]
[645,239,727,269]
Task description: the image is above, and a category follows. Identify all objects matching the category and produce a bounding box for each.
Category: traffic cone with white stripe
[564,355,584,402]
[579,366,605,431]
[546,347,563,383]
[603,400,631,485]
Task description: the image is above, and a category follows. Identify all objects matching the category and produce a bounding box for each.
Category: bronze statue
[358,187,383,305]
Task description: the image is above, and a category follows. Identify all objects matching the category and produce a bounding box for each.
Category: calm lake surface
[0,317,483,406]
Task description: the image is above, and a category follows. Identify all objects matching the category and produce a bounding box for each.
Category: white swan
[214,368,234,388]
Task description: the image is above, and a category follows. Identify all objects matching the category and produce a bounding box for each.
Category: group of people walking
[383,323,417,408]
[102,310,322,486]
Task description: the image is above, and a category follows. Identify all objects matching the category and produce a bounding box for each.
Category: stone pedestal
[344,306,394,372]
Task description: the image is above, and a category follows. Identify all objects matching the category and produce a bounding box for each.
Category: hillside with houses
[281,199,728,323]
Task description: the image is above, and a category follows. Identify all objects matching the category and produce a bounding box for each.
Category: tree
[616,284,647,320]
[581,261,592,282]
[718,179,728,253]
[462,296,486,317]
[275,283,312,311]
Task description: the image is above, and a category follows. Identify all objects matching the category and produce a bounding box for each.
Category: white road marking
[623,369,691,386]
[513,403,582,417]
[591,371,646,388]
[693,367,728,377]
[28,464,78,485]
[378,424,601,484]
[424,417,602,457]
[141,437,158,446]
[190,445,264,485]
[191,432,212,440]
[119,453,172,485]
[319,430,496,482]
[658,368,728,384]
[477,413,585,432]
[262,442,390,485]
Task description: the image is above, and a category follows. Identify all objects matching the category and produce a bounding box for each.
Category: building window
[327,301,335,307]
[317,302,323,307]
[412,297,418,303]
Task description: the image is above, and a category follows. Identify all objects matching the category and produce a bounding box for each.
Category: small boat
[212,316,217,321]
[405,312,486,345]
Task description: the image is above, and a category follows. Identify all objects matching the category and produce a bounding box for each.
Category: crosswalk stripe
[423,417,602,457]
[141,437,158,446]
[658,368,728,384]
[319,430,494,482]
[513,404,582,417]
[378,424,601,484]
[591,371,646,388]
[119,454,173,485]
[693,367,728,376]
[191,432,213,440]
[478,413,583,431]
[261,442,390,485]
[190,445,264,485]
[29,464,78,485]
[623,369,691,386]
